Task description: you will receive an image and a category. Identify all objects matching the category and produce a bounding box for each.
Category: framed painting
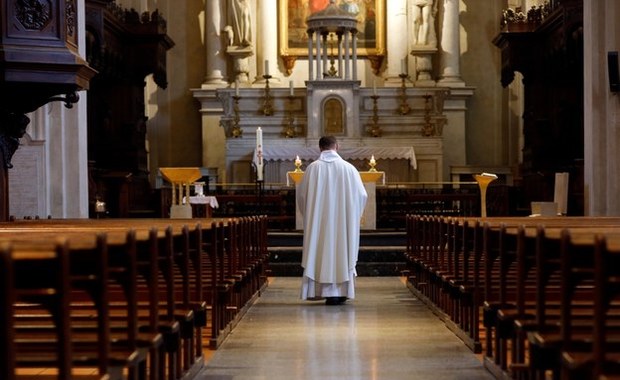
[278,0,385,59]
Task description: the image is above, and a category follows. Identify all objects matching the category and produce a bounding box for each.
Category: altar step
[267,230,407,276]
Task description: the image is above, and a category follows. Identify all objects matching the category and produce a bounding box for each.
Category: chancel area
[3,0,620,379]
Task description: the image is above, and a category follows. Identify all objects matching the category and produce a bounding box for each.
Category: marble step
[268,230,406,247]
[267,245,406,277]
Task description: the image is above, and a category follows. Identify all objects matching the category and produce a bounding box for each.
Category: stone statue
[411,0,438,47]
[227,0,252,47]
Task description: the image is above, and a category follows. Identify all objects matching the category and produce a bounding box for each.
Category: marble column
[352,30,358,81]
[255,0,280,83]
[583,0,620,215]
[438,0,463,85]
[386,0,408,84]
[308,31,314,80]
[203,0,227,86]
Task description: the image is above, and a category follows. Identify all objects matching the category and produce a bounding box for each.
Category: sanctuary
[193,0,473,186]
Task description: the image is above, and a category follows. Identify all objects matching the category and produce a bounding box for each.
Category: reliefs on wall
[15,0,52,30]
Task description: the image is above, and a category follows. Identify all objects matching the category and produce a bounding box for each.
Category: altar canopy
[260,146,417,169]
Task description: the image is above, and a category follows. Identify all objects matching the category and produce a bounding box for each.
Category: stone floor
[196,277,494,380]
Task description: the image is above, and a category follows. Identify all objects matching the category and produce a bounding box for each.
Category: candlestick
[284,93,296,138]
[369,155,377,172]
[262,74,273,116]
[294,155,302,172]
[368,94,382,137]
[256,127,264,181]
[231,93,242,137]
[398,73,410,115]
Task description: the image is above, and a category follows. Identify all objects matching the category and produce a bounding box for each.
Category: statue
[411,0,438,47]
[227,0,252,48]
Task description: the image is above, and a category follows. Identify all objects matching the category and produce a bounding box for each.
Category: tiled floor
[196,277,494,380]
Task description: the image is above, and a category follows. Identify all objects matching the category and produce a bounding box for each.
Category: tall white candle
[235,79,239,96]
[265,60,270,76]
[289,80,294,96]
[401,58,407,75]
[256,127,264,181]
[372,78,377,96]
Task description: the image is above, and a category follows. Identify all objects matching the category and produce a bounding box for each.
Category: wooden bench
[0,231,153,380]
[405,215,620,380]
[6,218,223,377]
[0,216,270,379]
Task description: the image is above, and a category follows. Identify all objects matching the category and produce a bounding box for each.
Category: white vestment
[297,150,368,300]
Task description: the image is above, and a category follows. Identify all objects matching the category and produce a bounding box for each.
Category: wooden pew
[2,221,188,379]
[405,215,620,380]
[1,231,150,380]
[0,242,16,380]
[1,216,269,378]
[589,235,620,379]
[2,219,206,380]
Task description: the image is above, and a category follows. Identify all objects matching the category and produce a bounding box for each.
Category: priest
[297,136,368,305]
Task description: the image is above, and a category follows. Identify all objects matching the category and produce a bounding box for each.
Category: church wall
[116,0,206,184]
[459,0,506,167]
[149,0,204,170]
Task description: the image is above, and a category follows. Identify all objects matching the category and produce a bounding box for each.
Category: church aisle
[196,277,494,380]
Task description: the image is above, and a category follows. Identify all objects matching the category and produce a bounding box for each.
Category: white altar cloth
[260,146,417,169]
[183,195,219,208]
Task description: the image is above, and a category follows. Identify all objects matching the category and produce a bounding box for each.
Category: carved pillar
[386,0,408,84]
[439,0,463,85]
[256,0,280,83]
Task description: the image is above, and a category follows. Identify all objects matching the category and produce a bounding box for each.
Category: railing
[199,181,511,230]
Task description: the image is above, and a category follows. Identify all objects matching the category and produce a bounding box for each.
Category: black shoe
[325,297,347,305]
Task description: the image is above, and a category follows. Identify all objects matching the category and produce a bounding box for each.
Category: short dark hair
[319,136,337,151]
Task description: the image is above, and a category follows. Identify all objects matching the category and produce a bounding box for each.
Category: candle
[256,127,264,181]
[265,59,270,76]
[372,78,377,96]
[235,79,239,96]
[295,155,301,166]
[289,80,294,96]
[370,155,376,165]
[401,58,407,75]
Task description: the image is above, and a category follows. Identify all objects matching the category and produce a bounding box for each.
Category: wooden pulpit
[0,0,97,221]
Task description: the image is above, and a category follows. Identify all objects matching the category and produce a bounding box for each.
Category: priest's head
[319,136,338,151]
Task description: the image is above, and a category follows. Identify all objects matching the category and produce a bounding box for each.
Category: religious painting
[278,0,385,58]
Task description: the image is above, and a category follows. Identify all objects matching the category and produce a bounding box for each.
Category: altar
[288,169,385,231]
[263,146,417,169]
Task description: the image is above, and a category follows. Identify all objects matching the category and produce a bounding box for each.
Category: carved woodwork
[85,0,173,217]
[0,0,97,221]
[493,0,584,215]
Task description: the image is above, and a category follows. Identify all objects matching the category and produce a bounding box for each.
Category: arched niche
[322,96,345,136]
